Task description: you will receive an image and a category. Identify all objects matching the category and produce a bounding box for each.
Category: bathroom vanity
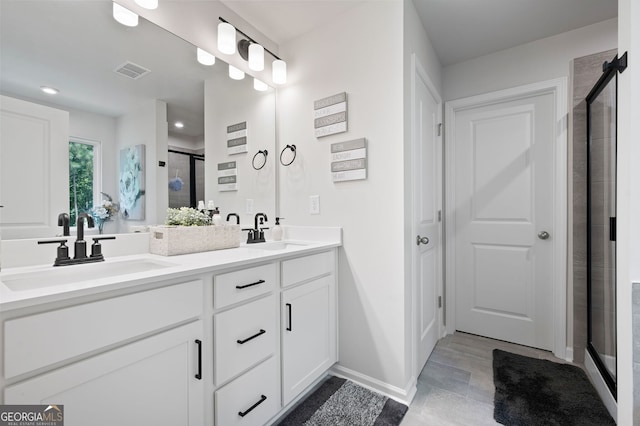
[0,233,340,426]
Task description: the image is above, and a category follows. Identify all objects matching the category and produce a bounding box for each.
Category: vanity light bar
[218,17,287,84]
[134,0,158,10]
[113,2,138,27]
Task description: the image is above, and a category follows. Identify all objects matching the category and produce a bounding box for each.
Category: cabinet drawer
[214,263,276,309]
[215,356,280,426]
[282,251,334,288]
[4,280,202,379]
[214,295,276,385]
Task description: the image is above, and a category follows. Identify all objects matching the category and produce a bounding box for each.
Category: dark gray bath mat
[276,376,408,425]
[493,349,615,425]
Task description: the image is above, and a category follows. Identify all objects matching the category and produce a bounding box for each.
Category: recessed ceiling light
[174,122,184,129]
[40,86,59,95]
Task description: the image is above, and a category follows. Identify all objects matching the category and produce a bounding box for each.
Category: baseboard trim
[565,346,574,362]
[584,349,617,422]
[329,364,416,405]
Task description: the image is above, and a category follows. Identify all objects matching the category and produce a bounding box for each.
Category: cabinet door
[282,275,336,405]
[4,321,204,426]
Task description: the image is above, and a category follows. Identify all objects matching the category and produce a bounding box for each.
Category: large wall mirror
[0,0,275,240]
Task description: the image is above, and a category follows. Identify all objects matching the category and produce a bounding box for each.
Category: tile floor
[401,332,573,425]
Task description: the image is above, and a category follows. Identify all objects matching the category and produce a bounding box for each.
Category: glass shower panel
[588,73,617,384]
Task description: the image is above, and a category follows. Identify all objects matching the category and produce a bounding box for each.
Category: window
[68,138,101,224]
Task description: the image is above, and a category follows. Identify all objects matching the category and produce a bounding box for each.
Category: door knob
[416,235,429,246]
[538,231,550,240]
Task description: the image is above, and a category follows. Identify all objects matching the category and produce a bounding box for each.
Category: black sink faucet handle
[91,236,116,258]
[38,239,70,265]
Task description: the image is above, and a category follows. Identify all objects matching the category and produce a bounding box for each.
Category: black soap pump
[272,217,284,241]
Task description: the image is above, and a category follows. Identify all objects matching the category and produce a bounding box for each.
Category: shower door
[586,57,618,398]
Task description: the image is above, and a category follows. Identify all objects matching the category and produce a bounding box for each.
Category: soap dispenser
[212,208,223,226]
[272,217,284,241]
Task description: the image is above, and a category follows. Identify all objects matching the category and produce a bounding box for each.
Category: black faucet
[242,213,269,244]
[58,212,70,236]
[226,213,240,225]
[38,212,115,266]
[254,213,268,232]
[74,213,94,259]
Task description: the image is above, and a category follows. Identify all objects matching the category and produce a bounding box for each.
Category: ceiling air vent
[114,61,151,80]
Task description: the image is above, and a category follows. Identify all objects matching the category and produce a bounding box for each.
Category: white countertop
[0,227,341,311]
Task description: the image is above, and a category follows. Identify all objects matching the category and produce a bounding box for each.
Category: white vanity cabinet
[281,251,337,406]
[0,243,340,426]
[213,263,280,425]
[2,280,205,426]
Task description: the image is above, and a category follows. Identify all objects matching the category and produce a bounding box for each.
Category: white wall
[168,133,204,153]
[278,0,412,395]
[115,100,168,230]
[443,18,618,101]
[616,0,639,423]
[204,78,276,226]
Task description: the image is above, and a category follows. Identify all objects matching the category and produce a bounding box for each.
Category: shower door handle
[537,231,550,240]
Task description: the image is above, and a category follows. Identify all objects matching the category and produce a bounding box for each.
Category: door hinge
[438,296,442,308]
[438,210,442,222]
[437,123,443,136]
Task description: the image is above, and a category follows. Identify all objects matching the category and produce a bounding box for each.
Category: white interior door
[451,88,557,351]
[413,55,442,373]
[0,95,69,239]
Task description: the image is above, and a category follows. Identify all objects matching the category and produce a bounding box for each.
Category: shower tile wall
[635,282,640,426]
[572,49,616,363]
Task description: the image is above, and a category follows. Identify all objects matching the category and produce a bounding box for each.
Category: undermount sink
[245,241,308,251]
[1,258,178,292]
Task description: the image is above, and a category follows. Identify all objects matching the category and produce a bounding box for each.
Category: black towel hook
[252,149,268,170]
[280,144,296,166]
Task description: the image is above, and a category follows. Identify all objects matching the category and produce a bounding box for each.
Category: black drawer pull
[286,303,292,331]
[235,279,265,289]
[195,339,202,380]
[238,395,267,417]
[237,329,266,344]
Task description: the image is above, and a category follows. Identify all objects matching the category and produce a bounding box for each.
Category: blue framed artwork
[119,144,145,220]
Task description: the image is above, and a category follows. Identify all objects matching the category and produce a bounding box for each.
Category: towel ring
[252,150,268,170]
[280,144,297,166]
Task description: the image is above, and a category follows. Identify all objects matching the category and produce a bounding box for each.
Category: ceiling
[222,0,618,66]
[0,1,233,139]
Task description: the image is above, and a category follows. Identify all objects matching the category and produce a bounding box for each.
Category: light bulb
[253,78,268,91]
[40,86,59,95]
[218,22,236,55]
[134,0,158,9]
[272,59,287,84]
[248,43,264,71]
[229,65,245,80]
[174,122,184,128]
[197,48,216,66]
[113,2,138,27]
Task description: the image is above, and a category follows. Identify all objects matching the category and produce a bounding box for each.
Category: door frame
[410,53,444,381]
[444,78,568,360]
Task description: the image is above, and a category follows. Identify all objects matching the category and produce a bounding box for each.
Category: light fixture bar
[218,17,282,62]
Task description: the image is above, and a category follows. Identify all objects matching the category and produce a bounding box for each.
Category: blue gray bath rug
[493,349,615,426]
[276,376,408,425]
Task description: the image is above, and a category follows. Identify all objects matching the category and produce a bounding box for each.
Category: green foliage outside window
[69,141,94,224]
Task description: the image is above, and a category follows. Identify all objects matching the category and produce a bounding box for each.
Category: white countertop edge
[0,239,341,312]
